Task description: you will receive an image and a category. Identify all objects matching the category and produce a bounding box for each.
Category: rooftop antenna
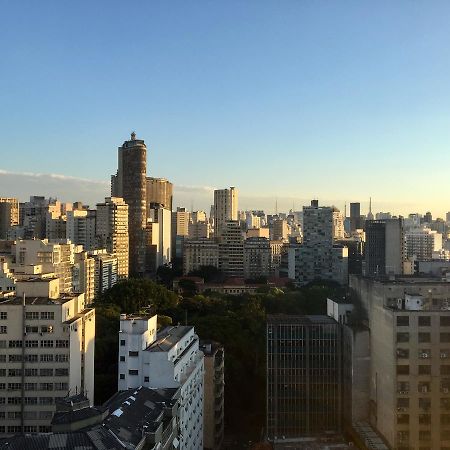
[344,202,347,218]
[369,197,372,214]
[275,197,278,215]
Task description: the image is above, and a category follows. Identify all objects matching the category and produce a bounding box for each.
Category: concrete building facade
[118,314,204,450]
[0,278,95,436]
[214,187,238,238]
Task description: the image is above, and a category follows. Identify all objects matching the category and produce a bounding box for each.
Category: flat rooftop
[146,325,193,352]
[267,315,337,325]
[0,294,77,306]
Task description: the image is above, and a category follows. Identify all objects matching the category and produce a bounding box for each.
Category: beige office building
[96,197,129,279]
[351,275,450,450]
[214,187,238,238]
[0,277,95,436]
[183,239,219,275]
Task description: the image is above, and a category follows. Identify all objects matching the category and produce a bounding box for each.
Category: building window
[418,382,431,393]
[25,340,39,348]
[397,397,409,408]
[442,317,450,327]
[39,397,53,405]
[8,383,22,390]
[144,376,149,382]
[419,398,431,411]
[40,383,53,391]
[120,340,125,346]
[0,326,6,334]
[419,414,431,424]
[419,316,431,327]
[25,326,38,333]
[419,349,431,359]
[55,382,68,391]
[40,312,54,320]
[442,366,450,376]
[55,354,68,362]
[25,354,38,363]
[129,351,138,357]
[397,333,409,343]
[120,356,125,362]
[24,383,37,391]
[397,365,410,375]
[0,312,7,320]
[9,340,22,348]
[40,369,53,377]
[41,340,54,348]
[119,374,125,380]
[442,414,450,425]
[397,348,409,359]
[129,370,138,376]
[397,316,409,326]
[40,354,53,362]
[55,368,68,377]
[441,333,450,343]
[8,369,22,377]
[419,333,431,343]
[397,414,409,424]
[419,431,431,441]
[419,365,431,375]
[25,312,39,320]
[55,340,69,348]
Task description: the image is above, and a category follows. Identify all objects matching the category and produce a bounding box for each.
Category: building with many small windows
[266,315,343,441]
[118,313,204,450]
[0,277,95,436]
[350,275,450,450]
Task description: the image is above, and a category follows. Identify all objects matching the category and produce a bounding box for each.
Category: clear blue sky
[1,1,450,216]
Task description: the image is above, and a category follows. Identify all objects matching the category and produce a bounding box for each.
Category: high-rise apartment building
[96,197,129,279]
[111,133,147,275]
[404,228,442,261]
[12,239,75,294]
[272,219,288,241]
[145,206,172,272]
[146,176,173,211]
[118,314,204,450]
[291,201,348,285]
[219,220,244,277]
[0,197,19,239]
[267,315,343,441]
[89,250,118,295]
[243,237,272,279]
[364,219,404,277]
[214,187,238,238]
[350,275,450,450]
[0,278,95,436]
[66,209,97,251]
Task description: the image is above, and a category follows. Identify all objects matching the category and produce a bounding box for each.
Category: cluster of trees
[94,277,342,440]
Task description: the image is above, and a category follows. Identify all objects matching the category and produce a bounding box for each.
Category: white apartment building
[66,209,97,251]
[0,277,95,436]
[96,197,129,279]
[118,314,204,450]
[214,187,238,238]
[12,239,75,294]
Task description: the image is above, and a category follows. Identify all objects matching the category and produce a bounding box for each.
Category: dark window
[419,333,431,343]
[128,370,138,376]
[442,366,450,376]
[119,374,125,380]
[442,317,450,327]
[441,333,450,343]
[397,316,409,326]
[419,365,431,375]
[144,376,149,382]
[120,356,125,362]
[120,340,125,346]
[397,333,409,343]
[397,365,410,375]
[129,351,138,357]
[419,316,431,327]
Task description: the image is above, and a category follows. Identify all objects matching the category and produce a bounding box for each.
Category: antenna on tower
[369,197,372,214]
[275,197,278,215]
[344,202,347,218]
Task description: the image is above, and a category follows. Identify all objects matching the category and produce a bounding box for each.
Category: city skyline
[0,166,446,218]
[1,1,450,216]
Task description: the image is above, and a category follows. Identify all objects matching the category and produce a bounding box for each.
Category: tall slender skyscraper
[213,187,238,238]
[111,133,147,275]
